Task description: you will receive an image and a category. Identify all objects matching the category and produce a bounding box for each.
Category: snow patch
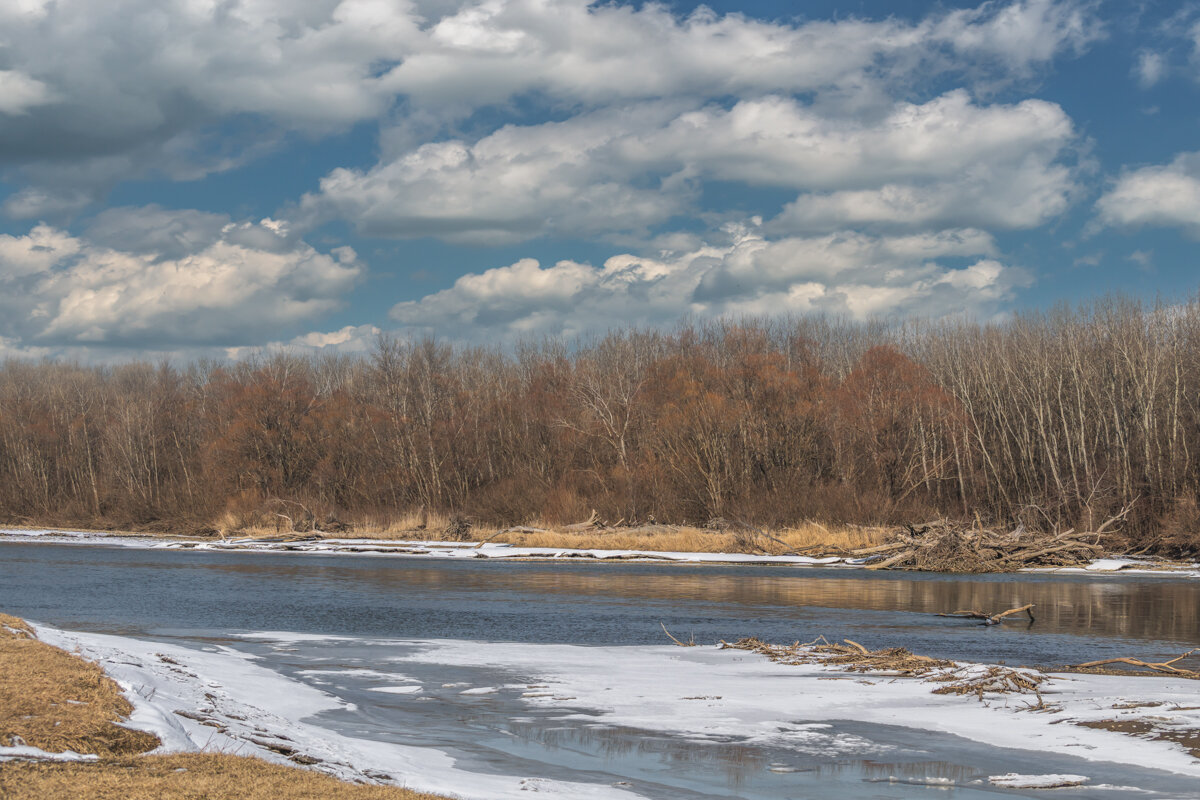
[988,773,1089,788]
[30,624,635,800]
[0,745,99,763]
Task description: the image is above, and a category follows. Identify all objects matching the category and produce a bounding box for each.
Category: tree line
[1,296,1198,554]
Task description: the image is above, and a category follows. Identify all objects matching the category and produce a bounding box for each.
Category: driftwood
[660,622,697,647]
[565,510,601,531]
[728,520,804,556]
[722,635,1049,703]
[1068,648,1200,678]
[442,514,473,541]
[936,603,1036,626]
[857,505,1133,573]
[472,525,549,547]
[722,635,951,675]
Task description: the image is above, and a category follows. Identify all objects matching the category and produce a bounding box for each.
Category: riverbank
[4,527,1199,576]
[0,614,450,800]
[7,617,1200,798]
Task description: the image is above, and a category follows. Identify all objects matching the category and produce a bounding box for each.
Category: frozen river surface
[3,541,1200,799]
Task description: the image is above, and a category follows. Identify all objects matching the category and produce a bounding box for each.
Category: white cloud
[935,0,1102,69]
[310,91,1079,243]
[389,225,1027,340]
[225,324,383,361]
[0,0,1098,214]
[0,70,52,115]
[1095,152,1200,237]
[309,104,694,243]
[1134,50,1167,88]
[771,158,1074,233]
[383,0,1099,105]
[0,210,363,347]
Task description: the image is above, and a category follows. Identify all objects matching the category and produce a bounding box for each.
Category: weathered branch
[936,603,1035,626]
[1069,648,1199,678]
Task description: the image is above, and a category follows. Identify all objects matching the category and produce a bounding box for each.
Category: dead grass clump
[724,635,952,675]
[723,635,1048,702]
[0,616,159,757]
[0,754,450,800]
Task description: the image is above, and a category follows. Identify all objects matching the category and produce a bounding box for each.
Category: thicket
[1,297,1198,555]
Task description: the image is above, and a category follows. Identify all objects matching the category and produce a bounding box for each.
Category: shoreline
[3,527,1198,578]
[9,621,1200,798]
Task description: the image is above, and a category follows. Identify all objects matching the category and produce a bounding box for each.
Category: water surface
[3,541,1200,799]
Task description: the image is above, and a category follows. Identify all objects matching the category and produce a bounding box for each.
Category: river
[3,540,1199,799]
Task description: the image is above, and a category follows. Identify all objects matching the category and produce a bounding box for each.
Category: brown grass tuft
[0,615,159,757]
[0,754,450,800]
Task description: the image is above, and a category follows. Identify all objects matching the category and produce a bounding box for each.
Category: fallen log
[565,510,601,531]
[936,603,1036,626]
[1068,648,1200,678]
[473,526,549,547]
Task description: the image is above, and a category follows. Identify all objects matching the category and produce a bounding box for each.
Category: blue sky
[0,0,1197,359]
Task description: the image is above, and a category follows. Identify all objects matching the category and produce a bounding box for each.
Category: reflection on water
[310,563,1200,643]
[1,542,1198,669]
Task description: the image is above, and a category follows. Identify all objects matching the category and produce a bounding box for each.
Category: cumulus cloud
[383,0,1099,105]
[309,104,695,243]
[0,209,363,347]
[772,159,1075,233]
[310,91,1079,243]
[1095,152,1200,237]
[934,0,1101,69]
[224,324,383,361]
[388,225,1028,340]
[0,0,1098,214]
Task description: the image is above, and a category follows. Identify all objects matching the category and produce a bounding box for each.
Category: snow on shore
[377,638,1200,779]
[31,624,633,800]
[4,527,1198,575]
[22,622,1200,797]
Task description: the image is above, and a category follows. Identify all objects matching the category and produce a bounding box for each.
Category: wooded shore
[3,299,1199,560]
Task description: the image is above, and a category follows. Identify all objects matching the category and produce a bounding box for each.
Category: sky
[0,0,1197,361]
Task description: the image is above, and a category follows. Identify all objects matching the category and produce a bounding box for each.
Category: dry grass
[206,504,887,553]
[0,613,158,756]
[471,521,887,554]
[0,613,453,800]
[0,754,451,800]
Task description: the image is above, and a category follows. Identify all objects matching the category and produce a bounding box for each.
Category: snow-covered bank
[23,622,1200,798]
[31,624,632,800]
[376,638,1200,779]
[4,527,1199,575]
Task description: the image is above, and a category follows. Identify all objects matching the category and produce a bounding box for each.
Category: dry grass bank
[473,522,887,554]
[0,613,451,800]
[209,508,888,554]
[0,613,158,757]
[0,755,451,800]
